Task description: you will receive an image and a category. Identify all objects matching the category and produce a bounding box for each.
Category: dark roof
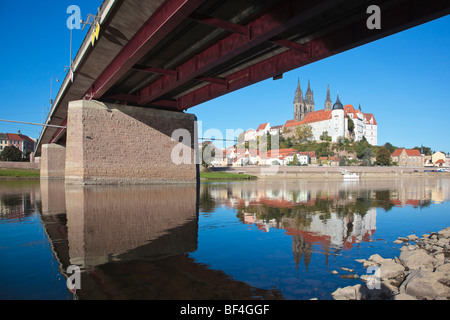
[333,94,343,110]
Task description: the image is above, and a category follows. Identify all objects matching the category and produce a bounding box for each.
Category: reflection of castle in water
[202,178,450,270]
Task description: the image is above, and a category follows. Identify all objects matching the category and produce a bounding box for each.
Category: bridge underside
[37,0,449,183]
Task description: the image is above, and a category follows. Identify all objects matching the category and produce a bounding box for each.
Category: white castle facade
[285,79,378,145]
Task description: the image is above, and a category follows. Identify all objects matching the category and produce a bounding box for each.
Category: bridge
[36,0,449,184]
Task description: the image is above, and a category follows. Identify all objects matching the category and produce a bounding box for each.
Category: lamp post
[50,75,60,106]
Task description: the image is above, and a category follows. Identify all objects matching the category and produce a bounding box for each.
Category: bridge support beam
[65,100,198,185]
[40,143,66,179]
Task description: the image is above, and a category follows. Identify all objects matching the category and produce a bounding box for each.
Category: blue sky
[0,2,448,153]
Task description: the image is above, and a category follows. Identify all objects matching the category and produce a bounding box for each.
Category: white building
[285,95,378,145]
[286,82,378,145]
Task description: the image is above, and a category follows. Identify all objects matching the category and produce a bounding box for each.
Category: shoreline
[330,227,450,300]
[212,166,450,180]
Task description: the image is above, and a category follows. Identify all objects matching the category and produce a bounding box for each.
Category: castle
[286,79,377,145]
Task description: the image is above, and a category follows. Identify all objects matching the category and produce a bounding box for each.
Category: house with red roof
[0,132,36,157]
[391,148,423,167]
[255,122,270,137]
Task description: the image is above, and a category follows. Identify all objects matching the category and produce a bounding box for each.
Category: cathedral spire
[324,84,332,111]
[294,78,303,103]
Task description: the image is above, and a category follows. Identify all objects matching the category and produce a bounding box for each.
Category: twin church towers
[293,79,334,121]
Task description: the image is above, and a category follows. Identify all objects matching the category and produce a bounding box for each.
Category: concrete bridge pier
[40,143,66,179]
[64,99,199,185]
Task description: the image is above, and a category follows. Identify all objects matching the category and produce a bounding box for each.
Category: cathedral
[286,79,378,145]
[293,79,315,121]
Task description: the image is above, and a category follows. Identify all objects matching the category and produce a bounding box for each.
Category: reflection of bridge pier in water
[40,180,283,299]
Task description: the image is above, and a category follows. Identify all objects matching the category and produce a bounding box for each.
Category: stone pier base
[40,143,66,179]
[65,100,198,185]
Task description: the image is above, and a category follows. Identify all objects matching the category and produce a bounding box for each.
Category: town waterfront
[0,177,449,300]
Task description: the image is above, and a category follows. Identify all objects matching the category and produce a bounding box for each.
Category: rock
[438,227,450,238]
[435,263,450,276]
[363,260,378,268]
[332,227,450,300]
[399,249,436,271]
[331,270,338,275]
[402,269,450,300]
[331,286,357,300]
[339,274,359,279]
[340,267,354,273]
[433,253,446,268]
[436,238,448,247]
[368,254,387,265]
[379,259,405,279]
[390,293,418,300]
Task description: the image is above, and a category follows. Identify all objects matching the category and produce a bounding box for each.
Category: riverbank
[0,168,40,179]
[200,171,257,181]
[212,166,450,180]
[330,227,450,300]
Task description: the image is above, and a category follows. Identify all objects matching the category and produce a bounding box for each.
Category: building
[256,123,270,137]
[286,81,378,145]
[0,132,36,156]
[431,151,448,167]
[391,149,423,167]
[294,79,315,121]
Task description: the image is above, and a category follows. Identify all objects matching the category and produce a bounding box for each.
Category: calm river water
[0,177,449,300]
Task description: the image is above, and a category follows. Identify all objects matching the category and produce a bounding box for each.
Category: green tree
[339,156,347,166]
[383,142,396,154]
[201,142,215,171]
[320,131,332,142]
[413,145,432,156]
[0,146,22,162]
[295,125,313,143]
[360,147,374,166]
[376,146,392,166]
[289,155,300,166]
[347,115,355,132]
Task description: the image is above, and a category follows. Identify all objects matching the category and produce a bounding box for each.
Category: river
[0,177,449,300]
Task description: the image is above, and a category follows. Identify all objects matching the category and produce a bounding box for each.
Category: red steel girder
[87,0,206,100]
[175,0,450,110]
[137,0,340,105]
[189,13,250,36]
[50,118,68,144]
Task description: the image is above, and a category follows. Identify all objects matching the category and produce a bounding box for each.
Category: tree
[320,131,332,142]
[360,147,374,166]
[347,115,355,132]
[201,142,216,171]
[339,156,347,166]
[413,145,432,156]
[295,124,313,143]
[289,155,300,166]
[376,146,391,166]
[0,146,22,162]
[383,142,396,154]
